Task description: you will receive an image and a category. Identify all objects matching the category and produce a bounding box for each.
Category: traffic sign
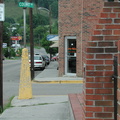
[0,4,4,21]
[18,2,34,8]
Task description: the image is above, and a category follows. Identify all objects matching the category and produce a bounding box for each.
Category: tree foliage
[51,1,58,18]
[5,17,15,24]
[26,14,49,28]
[3,23,10,45]
[33,25,48,45]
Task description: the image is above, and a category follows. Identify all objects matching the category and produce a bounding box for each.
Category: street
[3,59,83,106]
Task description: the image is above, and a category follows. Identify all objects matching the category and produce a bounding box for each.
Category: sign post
[29,0,34,80]
[18,2,34,48]
[0,0,4,113]
[23,7,26,48]
[18,1,34,79]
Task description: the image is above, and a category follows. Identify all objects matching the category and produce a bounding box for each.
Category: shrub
[16,48,22,57]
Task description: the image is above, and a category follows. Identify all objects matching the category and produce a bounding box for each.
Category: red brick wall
[84,2,119,119]
[82,0,104,75]
[58,0,104,77]
[58,0,82,76]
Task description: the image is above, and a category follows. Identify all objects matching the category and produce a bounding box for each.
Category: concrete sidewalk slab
[33,61,83,84]
[11,95,68,106]
[0,96,70,120]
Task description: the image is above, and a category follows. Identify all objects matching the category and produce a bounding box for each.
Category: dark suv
[42,55,50,65]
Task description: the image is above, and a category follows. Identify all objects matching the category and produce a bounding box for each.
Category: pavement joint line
[32,80,83,84]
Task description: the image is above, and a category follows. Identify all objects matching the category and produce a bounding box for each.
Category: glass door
[65,36,76,75]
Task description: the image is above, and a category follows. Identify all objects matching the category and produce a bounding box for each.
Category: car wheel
[42,66,45,70]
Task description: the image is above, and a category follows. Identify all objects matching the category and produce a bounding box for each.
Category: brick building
[59,0,120,119]
[58,0,105,77]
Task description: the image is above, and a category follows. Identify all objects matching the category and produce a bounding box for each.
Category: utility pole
[49,5,52,34]
[48,5,52,60]
[23,7,27,48]
[29,0,34,80]
[0,0,4,112]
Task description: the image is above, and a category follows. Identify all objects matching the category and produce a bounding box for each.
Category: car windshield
[34,56,42,60]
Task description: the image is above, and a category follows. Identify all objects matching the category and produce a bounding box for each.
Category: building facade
[58,0,104,77]
[59,0,120,119]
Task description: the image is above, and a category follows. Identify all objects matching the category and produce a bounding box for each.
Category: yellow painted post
[18,48,32,99]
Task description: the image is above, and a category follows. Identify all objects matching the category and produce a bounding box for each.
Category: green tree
[19,0,25,2]
[3,23,11,45]
[51,1,58,18]
[40,33,58,54]
[52,21,58,34]
[5,17,15,24]
[33,25,48,45]
[40,33,51,53]
[14,0,18,4]
[26,14,49,28]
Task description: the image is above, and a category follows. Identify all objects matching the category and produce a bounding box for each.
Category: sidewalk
[0,61,83,120]
[33,61,83,84]
[0,95,70,120]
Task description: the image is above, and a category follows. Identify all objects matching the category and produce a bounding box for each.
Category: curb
[32,80,83,84]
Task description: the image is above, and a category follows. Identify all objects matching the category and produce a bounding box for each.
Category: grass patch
[34,46,41,49]
[3,96,15,111]
[6,56,21,60]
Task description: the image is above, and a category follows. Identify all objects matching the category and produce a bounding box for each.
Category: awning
[49,36,59,41]
[50,41,59,48]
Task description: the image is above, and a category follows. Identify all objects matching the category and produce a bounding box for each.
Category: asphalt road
[3,59,42,105]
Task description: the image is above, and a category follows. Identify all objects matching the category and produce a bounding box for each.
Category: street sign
[0,4,4,21]
[18,2,34,8]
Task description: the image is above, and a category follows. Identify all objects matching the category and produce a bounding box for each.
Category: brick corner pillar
[84,2,120,120]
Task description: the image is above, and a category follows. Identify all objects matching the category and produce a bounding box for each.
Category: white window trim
[65,36,77,76]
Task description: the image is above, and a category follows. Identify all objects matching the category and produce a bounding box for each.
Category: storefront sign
[11,36,22,40]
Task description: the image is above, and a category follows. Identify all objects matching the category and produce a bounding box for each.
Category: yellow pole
[18,48,32,99]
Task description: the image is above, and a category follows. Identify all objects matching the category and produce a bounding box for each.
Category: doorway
[65,36,76,76]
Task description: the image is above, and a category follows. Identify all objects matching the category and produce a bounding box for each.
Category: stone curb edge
[32,80,83,84]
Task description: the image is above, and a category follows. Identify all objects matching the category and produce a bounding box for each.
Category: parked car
[42,55,50,65]
[51,56,58,61]
[29,54,46,70]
